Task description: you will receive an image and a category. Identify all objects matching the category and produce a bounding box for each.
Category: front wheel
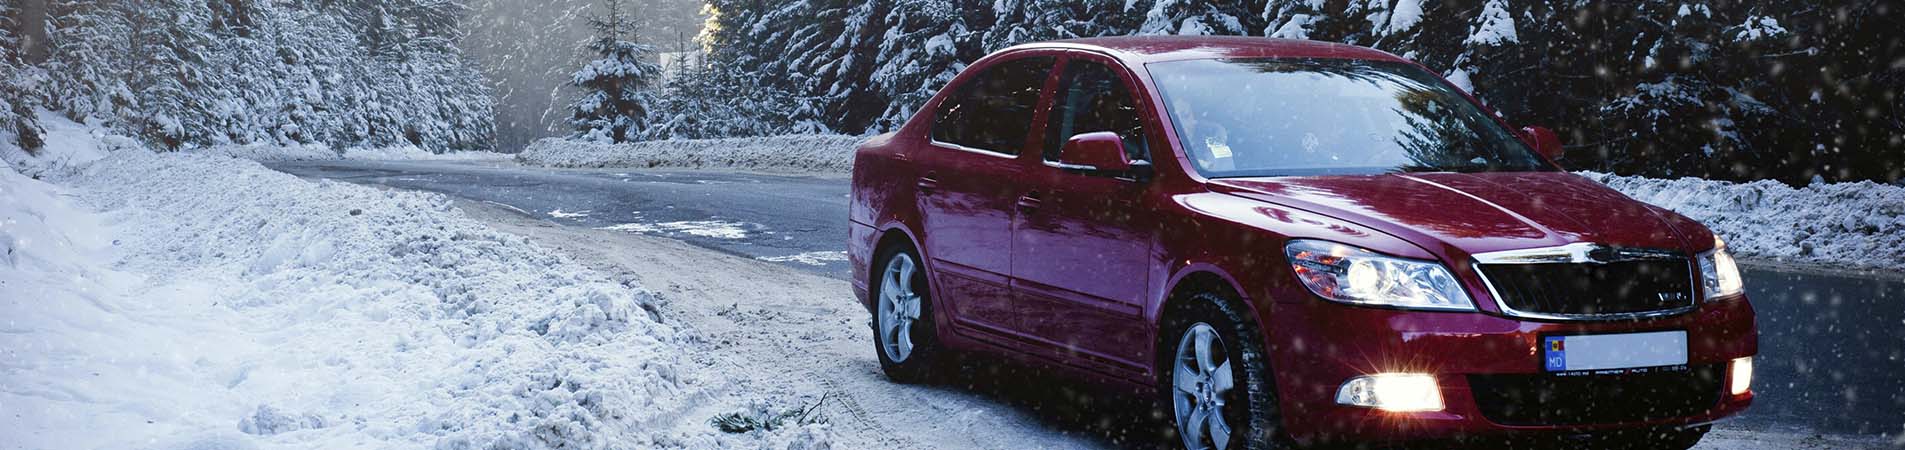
[1161,293,1287,450]
[872,246,942,383]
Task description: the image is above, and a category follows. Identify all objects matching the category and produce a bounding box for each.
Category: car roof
[1017,35,1410,65]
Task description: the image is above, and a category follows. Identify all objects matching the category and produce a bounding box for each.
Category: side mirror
[1056,132,1151,180]
[1520,126,1565,160]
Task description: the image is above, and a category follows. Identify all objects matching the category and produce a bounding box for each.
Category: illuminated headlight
[1336,374,1444,412]
[1729,356,1754,396]
[1284,240,1474,311]
[1698,237,1745,299]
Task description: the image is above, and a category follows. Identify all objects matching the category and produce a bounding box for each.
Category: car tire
[1160,292,1289,450]
[871,245,942,383]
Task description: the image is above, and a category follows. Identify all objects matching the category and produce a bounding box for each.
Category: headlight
[1284,240,1474,311]
[1698,237,1744,299]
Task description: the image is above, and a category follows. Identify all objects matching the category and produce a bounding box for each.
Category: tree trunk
[15,0,50,64]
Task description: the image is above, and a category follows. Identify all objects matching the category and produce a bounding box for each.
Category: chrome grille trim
[1471,244,1699,321]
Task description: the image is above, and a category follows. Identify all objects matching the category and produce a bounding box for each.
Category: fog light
[1335,373,1444,412]
[1729,356,1753,396]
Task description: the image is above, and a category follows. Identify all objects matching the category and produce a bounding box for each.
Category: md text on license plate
[1543,330,1688,375]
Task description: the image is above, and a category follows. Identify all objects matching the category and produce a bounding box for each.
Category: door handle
[1016,192,1042,211]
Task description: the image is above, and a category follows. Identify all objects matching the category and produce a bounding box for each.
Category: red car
[846,36,1755,449]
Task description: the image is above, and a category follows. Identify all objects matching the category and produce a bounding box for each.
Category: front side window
[1150,58,1552,177]
[932,56,1055,155]
[1042,60,1149,163]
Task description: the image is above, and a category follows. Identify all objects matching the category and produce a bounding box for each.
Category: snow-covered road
[450,198,1144,449]
[266,159,1905,447]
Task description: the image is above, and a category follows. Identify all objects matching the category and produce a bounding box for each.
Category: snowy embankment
[1581,172,1905,271]
[517,135,866,173]
[1,128,828,448]
[0,111,509,167]
[195,142,514,162]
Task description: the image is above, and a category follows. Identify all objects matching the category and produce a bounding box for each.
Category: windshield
[1150,58,1553,177]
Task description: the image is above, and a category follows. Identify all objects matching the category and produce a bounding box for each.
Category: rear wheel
[872,246,942,383]
[1161,292,1287,450]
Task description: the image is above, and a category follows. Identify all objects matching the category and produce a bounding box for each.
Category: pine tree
[125,0,212,150]
[690,0,1897,184]
[569,0,660,143]
[14,0,494,152]
[43,0,136,125]
[649,59,805,140]
[1135,0,1261,36]
[983,0,1135,48]
[868,0,990,130]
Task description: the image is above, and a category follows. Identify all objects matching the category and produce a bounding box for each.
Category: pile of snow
[518,135,866,174]
[195,143,512,162]
[3,133,831,448]
[1584,172,1905,270]
[341,145,513,161]
[192,142,342,161]
[0,111,139,178]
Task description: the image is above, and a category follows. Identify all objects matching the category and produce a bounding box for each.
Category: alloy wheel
[877,252,923,362]
[1172,322,1236,450]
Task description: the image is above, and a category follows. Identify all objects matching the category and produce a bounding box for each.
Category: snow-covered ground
[1582,172,1905,271]
[2,114,511,169]
[517,135,865,174]
[0,127,829,449]
[196,142,514,162]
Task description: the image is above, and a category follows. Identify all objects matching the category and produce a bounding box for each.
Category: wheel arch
[872,222,922,262]
[1154,264,1260,324]
[1151,264,1269,379]
[866,223,936,313]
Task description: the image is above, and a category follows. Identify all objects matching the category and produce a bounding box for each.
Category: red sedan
[846,36,1755,449]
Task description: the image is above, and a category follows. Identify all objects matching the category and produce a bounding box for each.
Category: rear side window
[1043,60,1149,162]
[931,56,1055,155]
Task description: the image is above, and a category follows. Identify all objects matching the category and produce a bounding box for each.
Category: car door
[916,55,1057,335]
[1010,54,1156,370]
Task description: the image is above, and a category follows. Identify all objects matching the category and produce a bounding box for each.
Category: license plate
[1543,331,1688,373]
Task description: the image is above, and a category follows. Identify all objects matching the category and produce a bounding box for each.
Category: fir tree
[14,0,494,152]
[649,58,806,140]
[684,0,1901,184]
[569,0,661,143]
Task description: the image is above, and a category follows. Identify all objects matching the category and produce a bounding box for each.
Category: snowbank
[0,111,139,177]
[341,145,514,161]
[197,143,512,162]
[1583,172,1905,271]
[517,135,866,174]
[3,134,829,448]
[2,112,507,172]
[193,142,342,161]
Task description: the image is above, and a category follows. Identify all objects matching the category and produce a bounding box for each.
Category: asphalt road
[270,159,856,277]
[268,159,1904,439]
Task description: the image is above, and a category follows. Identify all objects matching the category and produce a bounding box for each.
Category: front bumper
[1266,295,1757,444]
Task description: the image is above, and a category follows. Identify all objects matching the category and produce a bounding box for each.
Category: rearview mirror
[1520,126,1565,160]
[1057,132,1151,181]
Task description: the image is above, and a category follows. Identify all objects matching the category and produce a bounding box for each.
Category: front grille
[1477,259,1695,317]
[1468,364,1724,426]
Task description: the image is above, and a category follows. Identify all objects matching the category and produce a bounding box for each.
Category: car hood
[1208,172,1709,257]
